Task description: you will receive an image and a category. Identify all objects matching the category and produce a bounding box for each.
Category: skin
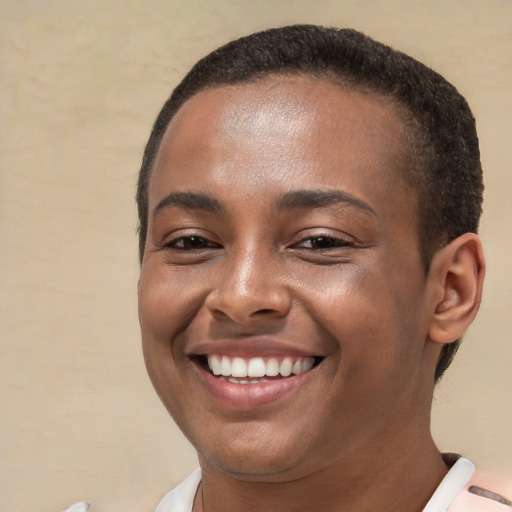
[138,76,484,511]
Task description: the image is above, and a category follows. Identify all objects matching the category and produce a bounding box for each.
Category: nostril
[253,308,278,315]
[206,286,292,324]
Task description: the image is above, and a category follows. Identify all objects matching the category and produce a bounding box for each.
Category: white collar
[422,456,475,512]
[156,468,201,512]
[156,456,475,512]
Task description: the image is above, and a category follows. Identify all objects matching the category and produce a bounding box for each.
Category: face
[138,76,439,480]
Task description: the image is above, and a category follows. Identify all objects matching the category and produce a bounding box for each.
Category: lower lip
[194,363,309,409]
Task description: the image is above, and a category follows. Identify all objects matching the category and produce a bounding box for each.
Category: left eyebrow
[275,189,377,216]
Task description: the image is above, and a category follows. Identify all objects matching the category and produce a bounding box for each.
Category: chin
[203,452,300,480]
[196,430,308,480]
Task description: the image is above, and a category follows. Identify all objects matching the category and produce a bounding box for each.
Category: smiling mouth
[194,355,324,384]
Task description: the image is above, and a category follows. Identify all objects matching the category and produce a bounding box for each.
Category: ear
[428,233,485,344]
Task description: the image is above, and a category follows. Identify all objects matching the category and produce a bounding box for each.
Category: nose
[205,246,292,326]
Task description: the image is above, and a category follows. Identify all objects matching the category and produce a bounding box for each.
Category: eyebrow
[275,189,377,216]
[152,189,376,219]
[153,191,222,217]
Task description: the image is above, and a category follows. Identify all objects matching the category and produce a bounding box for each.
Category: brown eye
[297,236,352,249]
[165,236,221,250]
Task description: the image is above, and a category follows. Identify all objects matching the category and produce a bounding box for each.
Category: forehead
[150,75,414,217]
[165,75,406,150]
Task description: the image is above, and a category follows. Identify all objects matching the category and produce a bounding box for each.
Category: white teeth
[224,377,270,385]
[293,357,315,374]
[206,355,316,380]
[247,358,266,377]
[231,357,248,377]
[266,358,279,376]
[279,358,293,377]
[210,355,222,375]
[220,356,231,376]
[292,359,302,374]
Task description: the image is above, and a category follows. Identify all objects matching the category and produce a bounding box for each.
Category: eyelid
[156,229,222,251]
[299,235,352,248]
[164,236,220,250]
[290,229,356,249]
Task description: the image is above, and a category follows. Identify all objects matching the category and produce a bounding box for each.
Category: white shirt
[156,457,511,512]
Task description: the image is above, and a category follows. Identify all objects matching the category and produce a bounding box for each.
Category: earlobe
[428,233,485,345]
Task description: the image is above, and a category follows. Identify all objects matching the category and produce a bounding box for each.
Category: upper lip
[186,338,323,358]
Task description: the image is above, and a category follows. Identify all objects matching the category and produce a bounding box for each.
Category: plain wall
[0,1,510,511]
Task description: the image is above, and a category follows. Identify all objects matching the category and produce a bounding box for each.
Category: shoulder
[155,469,202,512]
[424,455,511,512]
[449,466,512,511]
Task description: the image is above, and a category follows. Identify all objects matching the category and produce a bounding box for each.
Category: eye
[294,235,352,250]
[162,235,221,251]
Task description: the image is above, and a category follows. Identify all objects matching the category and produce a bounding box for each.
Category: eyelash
[160,233,353,252]
[160,235,221,251]
[293,235,353,250]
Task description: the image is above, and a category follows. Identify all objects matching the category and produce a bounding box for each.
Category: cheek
[138,264,209,344]
[138,267,203,416]
[297,261,425,371]
[295,265,427,433]
[297,264,392,325]
[138,267,192,401]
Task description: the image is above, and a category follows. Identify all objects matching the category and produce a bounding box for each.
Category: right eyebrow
[275,189,377,217]
[152,191,223,218]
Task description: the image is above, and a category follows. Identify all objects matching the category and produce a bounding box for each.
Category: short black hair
[137,25,483,382]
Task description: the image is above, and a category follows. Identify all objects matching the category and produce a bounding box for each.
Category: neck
[195,428,448,512]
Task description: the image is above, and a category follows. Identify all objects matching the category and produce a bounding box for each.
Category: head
[137,26,486,480]
[137,25,483,383]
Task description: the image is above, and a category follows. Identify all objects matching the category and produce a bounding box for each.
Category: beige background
[0,1,510,511]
